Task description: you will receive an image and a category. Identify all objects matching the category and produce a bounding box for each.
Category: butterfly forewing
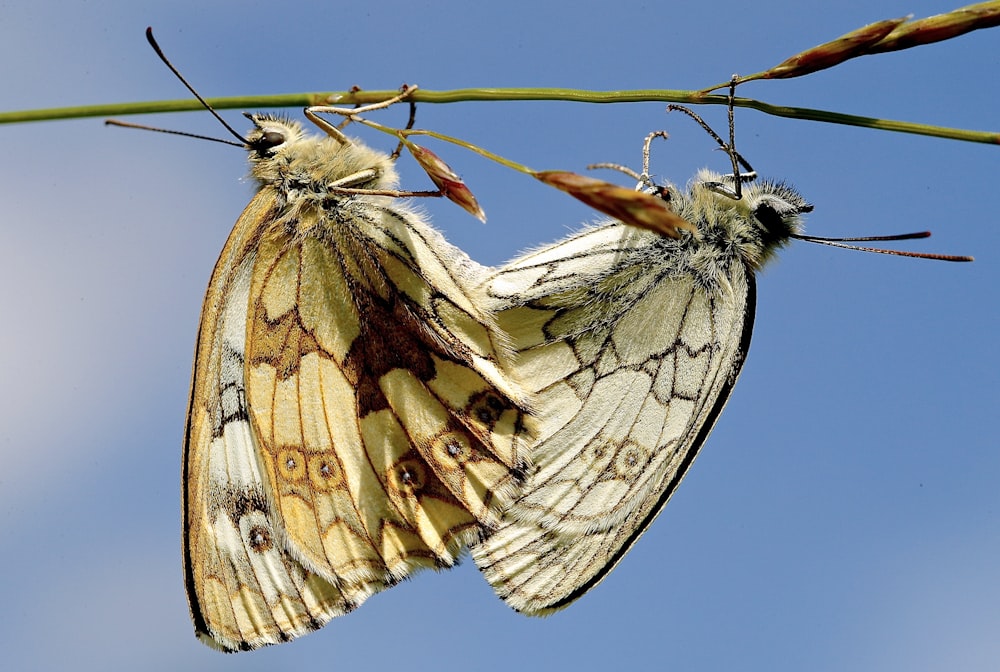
[183,116,532,650]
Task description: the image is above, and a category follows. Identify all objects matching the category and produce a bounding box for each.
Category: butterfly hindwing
[472,173,809,614]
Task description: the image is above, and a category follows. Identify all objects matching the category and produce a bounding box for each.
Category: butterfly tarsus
[305,85,420,145]
[667,76,754,199]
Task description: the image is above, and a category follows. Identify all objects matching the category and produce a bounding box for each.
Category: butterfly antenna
[792,231,973,261]
[144,27,248,145]
[104,119,244,147]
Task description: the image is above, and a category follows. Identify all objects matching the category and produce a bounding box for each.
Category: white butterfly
[470,162,813,614]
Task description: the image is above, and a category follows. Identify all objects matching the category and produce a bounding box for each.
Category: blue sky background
[2,1,998,670]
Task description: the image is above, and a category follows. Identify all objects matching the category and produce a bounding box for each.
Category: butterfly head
[242,114,312,185]
[243,114,307,157]
[688,169,813,270]
[242,113,398,195]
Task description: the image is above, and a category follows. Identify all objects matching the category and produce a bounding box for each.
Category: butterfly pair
[137,24,963,645]
[178,91,823,649]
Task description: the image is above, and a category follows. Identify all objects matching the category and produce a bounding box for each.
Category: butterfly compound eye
[257,129,285,150]
[752,201,783,230]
